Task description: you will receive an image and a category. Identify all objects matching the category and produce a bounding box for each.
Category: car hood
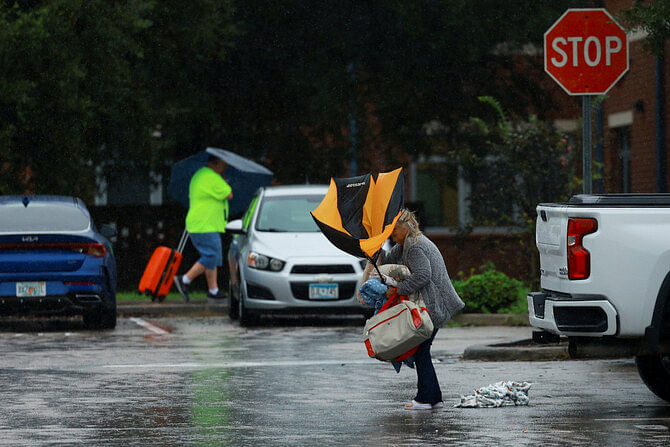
[250,231,358,261]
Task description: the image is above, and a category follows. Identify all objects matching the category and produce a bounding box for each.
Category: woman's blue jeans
[414,328,442,404]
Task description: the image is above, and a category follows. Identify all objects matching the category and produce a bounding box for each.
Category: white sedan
[226,184,374,326]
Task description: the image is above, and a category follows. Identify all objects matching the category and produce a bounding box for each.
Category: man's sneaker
[206,291,226,300]
[173,276,190,302]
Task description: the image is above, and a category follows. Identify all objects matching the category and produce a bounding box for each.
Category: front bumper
[527,291,618,336]
[241,259,366,312]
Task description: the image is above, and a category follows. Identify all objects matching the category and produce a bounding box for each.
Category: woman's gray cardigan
[379,234,465,327]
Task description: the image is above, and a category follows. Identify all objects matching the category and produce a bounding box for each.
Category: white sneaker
[404,400,432,410]
[432,401,444,409]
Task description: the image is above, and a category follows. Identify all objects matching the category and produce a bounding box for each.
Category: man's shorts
[189,232,222,269]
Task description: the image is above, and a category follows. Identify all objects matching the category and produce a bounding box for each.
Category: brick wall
[426,230,536,283]
[601,0,668,192]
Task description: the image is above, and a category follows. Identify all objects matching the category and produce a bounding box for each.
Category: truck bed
[534,194,670,337]
[540,194,670,207]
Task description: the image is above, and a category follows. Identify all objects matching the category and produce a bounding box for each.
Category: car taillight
[567,218,597,280]
[0,243,107,258]
[80,243,106,257]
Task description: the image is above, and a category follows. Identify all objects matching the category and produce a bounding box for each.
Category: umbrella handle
[370,258,386,285]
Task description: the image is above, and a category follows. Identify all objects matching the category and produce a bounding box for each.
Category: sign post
[583,96,592,193]
[544,9,628,194]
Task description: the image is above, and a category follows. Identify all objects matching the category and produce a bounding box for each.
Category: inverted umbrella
[167,147,273,218]
[311,168,404,272]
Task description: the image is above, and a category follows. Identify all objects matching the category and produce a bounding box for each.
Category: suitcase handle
[177,229,189,253]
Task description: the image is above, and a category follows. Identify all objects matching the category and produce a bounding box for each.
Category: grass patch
[116,290,213,304]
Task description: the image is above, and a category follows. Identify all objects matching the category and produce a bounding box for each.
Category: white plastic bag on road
[455,381,531,408]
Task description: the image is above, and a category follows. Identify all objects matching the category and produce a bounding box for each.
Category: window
[95,166,164,206]
[615,126,632,193]
[255,195,324,232]
[242,195,259,230]
[415,160,460,227]
[413,156,516,228]
[0,203,90,233]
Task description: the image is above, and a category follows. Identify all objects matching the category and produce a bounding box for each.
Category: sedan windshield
[256,195,324,232]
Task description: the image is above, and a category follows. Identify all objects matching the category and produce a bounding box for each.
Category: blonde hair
[396,209,422,238]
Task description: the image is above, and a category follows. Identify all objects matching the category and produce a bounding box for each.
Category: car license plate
[16,282,46,297]
[309,283,338,300]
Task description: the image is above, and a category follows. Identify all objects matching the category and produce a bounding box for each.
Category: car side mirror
[226,219,246,235]
[100,224,118,241]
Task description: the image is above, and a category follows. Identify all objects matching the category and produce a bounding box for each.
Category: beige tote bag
[363,299,433,361]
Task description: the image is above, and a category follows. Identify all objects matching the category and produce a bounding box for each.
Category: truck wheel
[635,354,670,402]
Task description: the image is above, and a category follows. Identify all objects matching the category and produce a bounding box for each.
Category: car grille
[290,264,355,274]
[290,281,358,300]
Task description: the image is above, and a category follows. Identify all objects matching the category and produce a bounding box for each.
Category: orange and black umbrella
[311,167,404,263]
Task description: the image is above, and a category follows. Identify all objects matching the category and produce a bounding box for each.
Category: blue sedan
[0,195,117,329]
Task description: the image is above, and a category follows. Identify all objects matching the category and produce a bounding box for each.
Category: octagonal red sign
[544,9,628,95]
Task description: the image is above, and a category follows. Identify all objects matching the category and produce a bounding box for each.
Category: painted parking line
[129,317,169,335]
[595,417,670,422]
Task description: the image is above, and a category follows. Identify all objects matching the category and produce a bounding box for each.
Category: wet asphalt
[0,316,669,446]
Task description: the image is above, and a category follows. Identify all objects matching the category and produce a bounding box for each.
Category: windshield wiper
[260,228,286,232]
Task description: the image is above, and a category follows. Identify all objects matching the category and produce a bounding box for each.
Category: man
[174,156,233,301]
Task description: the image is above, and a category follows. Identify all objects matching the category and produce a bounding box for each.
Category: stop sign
[544,9,628,95]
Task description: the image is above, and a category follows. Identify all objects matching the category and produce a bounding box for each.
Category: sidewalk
[118,298,529,325]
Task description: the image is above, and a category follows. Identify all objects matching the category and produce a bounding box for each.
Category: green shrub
[453,267,524,313]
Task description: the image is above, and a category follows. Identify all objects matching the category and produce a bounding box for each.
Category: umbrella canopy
[167,147,273,218]
[311,168,404,261]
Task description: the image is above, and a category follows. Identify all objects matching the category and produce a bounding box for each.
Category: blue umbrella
[167,147,274,218]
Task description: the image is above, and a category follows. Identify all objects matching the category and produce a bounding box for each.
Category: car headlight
[248,252,285,272]
[270,258,285,271]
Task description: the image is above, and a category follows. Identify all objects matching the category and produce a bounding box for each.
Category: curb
[116,304,530,327]
[463,338,570,361]
[118,300,228,318]
[451,313,529,327]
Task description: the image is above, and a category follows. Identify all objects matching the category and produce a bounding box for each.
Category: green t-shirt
[185,166,232,233]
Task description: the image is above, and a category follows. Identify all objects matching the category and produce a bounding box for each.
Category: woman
[378,209,465,410]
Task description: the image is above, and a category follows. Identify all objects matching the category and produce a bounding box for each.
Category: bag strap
[378,291,407,313]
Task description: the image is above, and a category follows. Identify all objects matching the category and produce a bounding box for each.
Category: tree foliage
[446,96,576,230]
[1,0,587,198]
[0,0,237,199]
[619,0,670,55]
[212,0,588,183]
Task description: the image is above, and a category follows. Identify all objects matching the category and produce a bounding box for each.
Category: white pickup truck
[528,194,670,402]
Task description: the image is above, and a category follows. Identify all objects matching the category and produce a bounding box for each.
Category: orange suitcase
[139,230,188,302]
